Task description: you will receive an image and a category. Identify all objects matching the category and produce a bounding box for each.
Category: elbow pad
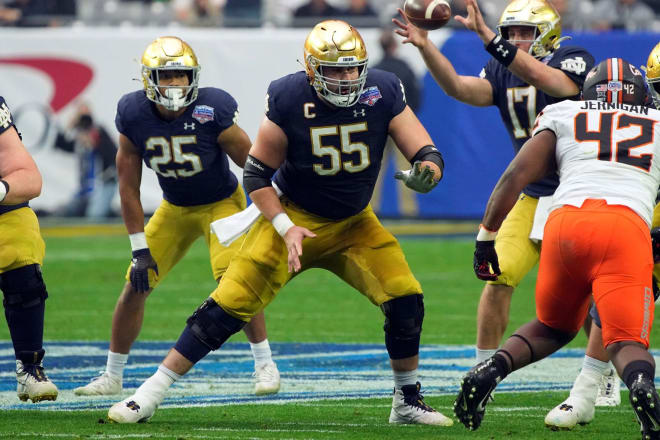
[411,145,445,178]
[243,154,276,195]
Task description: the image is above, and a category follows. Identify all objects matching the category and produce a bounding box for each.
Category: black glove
[129,248,158,293]
[473,240,501,281]
[652,227,660,263]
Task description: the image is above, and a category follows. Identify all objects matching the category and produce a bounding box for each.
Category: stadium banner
[0,28,656,218]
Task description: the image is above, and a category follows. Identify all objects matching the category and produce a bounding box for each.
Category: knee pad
[186,298,247,351]
[1,264,48,309]
[381,294,424,360]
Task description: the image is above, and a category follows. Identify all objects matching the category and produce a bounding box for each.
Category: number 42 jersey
[533,99,660,227]
[115,88,239,206]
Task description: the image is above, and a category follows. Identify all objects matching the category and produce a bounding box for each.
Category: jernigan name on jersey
[533,99,660,226]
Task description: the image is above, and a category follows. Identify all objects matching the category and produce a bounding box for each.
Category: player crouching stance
[455,58,660,439]
[108,20,450,426]
[0,96,57,402]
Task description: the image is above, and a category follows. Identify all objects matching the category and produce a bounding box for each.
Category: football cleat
[595,368,621,407]
[108,395,157,424]
[389,382,453,426]
[629,375,660,440]
[16,350,58,403]
[253,361,281,396]
[454,358,501,431]
[74,371,122,396]
[544,396,595,430]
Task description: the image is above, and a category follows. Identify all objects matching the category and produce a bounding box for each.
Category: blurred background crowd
[3,0,660,31]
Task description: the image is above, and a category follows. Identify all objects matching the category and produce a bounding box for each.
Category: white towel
[211,183,283,246]
[529,195,554,243]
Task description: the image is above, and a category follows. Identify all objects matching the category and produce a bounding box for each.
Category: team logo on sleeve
[192,105,214,124]
[358,86,382,106]
[0,103,12,129]
[560,57,587,75]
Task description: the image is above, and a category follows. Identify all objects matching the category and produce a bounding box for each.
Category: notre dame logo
[560,57,587,75]
[0,103,12,130]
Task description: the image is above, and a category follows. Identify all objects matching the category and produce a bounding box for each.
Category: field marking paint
[2,341,659,411]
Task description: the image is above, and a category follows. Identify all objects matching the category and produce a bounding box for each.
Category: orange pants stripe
[536,199,654,348]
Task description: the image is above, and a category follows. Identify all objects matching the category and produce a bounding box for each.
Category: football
[403,0,452,30]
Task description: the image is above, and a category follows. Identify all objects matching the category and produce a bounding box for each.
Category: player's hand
[394,161,438,194]
[392,8,429,49]
[283,226,316,273]
[129,248,158,293]
[473,240,501,281]
[454,0,494,43]
[651,227,660,263]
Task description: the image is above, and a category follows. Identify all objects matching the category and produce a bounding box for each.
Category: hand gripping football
[403,0,452,30]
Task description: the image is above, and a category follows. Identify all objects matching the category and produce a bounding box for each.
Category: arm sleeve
[0,96,16,136]
[391,77,407,118]
[480,61,499,104]
[531,103,560,137]
[213,90,239,132]
[265,80,285,126]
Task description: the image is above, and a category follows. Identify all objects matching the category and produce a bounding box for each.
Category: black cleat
[453,358,502,431]
[629,375,660,440]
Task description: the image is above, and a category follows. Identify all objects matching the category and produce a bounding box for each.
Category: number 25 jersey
[267,69,406,220]
[533,100,660,227]
[115,88,239,206]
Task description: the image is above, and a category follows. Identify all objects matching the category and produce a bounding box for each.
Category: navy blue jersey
[269,69,406,219]
[482,46,594,197]
[115,87,239,206]
[0,96,28,215]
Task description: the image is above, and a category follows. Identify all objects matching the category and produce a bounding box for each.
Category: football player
[74,36,280,397]
[544,41,660,430]
[0,96,58,403]
[393,0,613,422]
[457,58,660,439]
[107,20,451,426]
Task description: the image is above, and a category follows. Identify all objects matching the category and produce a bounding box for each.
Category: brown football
[403,0,452,30]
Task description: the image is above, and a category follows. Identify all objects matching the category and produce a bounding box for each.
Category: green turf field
[0,233,657,439]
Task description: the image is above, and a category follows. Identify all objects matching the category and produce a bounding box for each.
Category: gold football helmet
[141,36,201,111]
[497,0,563,58]
[304,20,368,107]
[646,42,660,108]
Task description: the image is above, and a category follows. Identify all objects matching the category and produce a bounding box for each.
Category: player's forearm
[249,186,285,222]
[0,168,42,204]
[418,43,463,99]
[481,176,523,232]
[119,190,145,234]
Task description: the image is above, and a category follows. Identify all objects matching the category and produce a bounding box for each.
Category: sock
[134,364,180,404]
[623,360,656,390]
[476,348,497,364]
[250,339,273,368]
[581,355,611,378]
[492,353,511,380]
[393,368,418,391]
[106,351,128,379]
[5,301,45,357]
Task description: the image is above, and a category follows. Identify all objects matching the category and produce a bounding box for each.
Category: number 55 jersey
[533,99,660,227]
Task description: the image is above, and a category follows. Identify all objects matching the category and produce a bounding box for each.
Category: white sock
[476,348,498,364]
[106,351,128,379]
[134,364,180,404]
[581,355,611,377]
[250,339,273,368]
[393,369,418,391]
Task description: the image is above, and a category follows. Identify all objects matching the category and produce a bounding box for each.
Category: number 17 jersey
[533,99,660,227]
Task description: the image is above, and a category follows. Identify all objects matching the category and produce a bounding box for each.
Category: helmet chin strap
[162,88,186,111]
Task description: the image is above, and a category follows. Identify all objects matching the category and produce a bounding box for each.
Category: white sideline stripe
[196,428,342,433]
[5,435,299,440]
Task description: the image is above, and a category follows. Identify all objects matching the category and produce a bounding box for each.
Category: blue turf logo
[0,342,641,411]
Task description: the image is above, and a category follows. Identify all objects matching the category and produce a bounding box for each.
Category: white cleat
[108,395,157,424]
[74,372,122,396]
[544,395,595,430]
[389,382,453,426]
[254,361,281,396]
[16,359,58,403]
[595,368,621,407]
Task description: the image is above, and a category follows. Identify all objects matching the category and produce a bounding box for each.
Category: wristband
[486,35,518,67]
[129,232,148,251]
[477,224,498,241]
[0,180,8,202]
[272,212,294,237]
